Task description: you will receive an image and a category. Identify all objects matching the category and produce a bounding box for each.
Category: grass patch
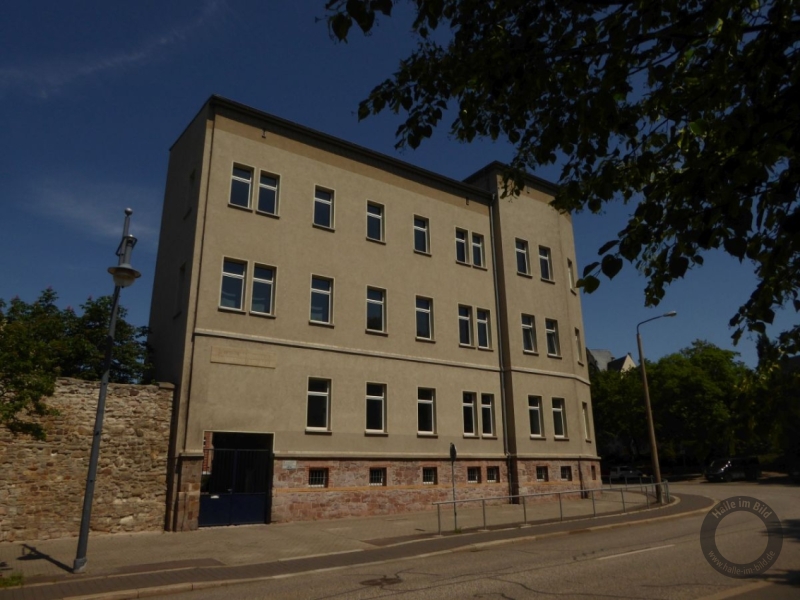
[0,572,24,588]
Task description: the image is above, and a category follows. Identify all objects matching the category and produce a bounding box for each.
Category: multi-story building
[149,96,599,530]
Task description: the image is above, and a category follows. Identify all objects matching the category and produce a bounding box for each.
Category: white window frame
[545,318,561,357]
[462,392,477,436]
[567,258,576,291]
[552,397,567,439]
[366,287,386,333]
[369,467,387,486]
[413,216,430,254]
[220,258,246,311]
[251,264,276,316]
[481,394,495,437]
[486,466,500,483]
[515,239,530,275]
[583,402,592,441]
[539,246,554,281]
[476,308,491,349]
[528,395,544,438]
[313,187,334,229]
[310,276,333,325]
[417,388,436,434]
[308,468,328,488]
[536,466,548,482]
[522,314,537,353]
[455,228,469,264]
[458,305,473,346]
[229,164,252,209]
[365,383,387,433]
[366,201,384,242]
[257,171,279,216]
[472,233,485,268]
[415,296,434,340]
[306,378,331,431]
[574,328,584,364]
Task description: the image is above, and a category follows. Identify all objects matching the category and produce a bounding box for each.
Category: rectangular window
[462,392,477,436]
[365,383,386,432]
[257,172,279,215]
[366,287,386,332]
[528,396,543,437]
[220,259,245,310]
[417,388,436,434]
[415,297,433,339]
[476,309,491,349]
[539,246,553,281]
[455,228,468,263]
[516,239,530,275]
[313,188,334,228]
[229,165,252,208]
[574,328,583,363]
[561,466,573,481]
[472,233,485,267]
[481,394,495,436]
[308,468,328,487]
[414,216,429,253]
[567,259,576,290]
[369,467,386,486]
[251,265,275,315]
[422,467,437,484]
[310,276,333,324]
[487,466,500,483]
[467,467,481,483]
[591,465,597,480]
[582,402,591,441]
[458,305,473,346]
[536,466,548,482]
[552,398,567,438]
[522,314,537,353]
[366,202,384,241]
[306,379,330,430]
[545,319,561,356]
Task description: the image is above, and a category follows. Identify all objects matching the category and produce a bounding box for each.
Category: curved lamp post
[636,311,677,505]
[73,209,140,574]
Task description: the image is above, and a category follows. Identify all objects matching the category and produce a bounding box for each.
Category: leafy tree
[589,366,646,460]
[325,0,800,354]
[0,289,150,439]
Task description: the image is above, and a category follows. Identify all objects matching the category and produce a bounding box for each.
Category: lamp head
[108,263,141,288]
[663,311,678,317]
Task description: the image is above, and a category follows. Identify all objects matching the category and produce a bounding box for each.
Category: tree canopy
[0,289,150,439]
[325,0,800,354]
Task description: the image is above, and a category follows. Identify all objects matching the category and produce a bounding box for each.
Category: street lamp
[73,209,140,574]
[636,311,677,505]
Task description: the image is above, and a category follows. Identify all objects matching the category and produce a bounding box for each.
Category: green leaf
[577,275,600,293]
[598,240,619,255]
[601,255,624,279]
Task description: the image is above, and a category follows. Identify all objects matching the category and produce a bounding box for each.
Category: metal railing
[432,480,671,535]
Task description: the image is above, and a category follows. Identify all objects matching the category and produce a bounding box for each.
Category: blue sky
[0,1,792,368]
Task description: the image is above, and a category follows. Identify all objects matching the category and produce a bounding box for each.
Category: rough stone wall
[515,458,602,497]
[0,378,174,543]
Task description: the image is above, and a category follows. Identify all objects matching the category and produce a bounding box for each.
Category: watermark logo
[700,496,783,578]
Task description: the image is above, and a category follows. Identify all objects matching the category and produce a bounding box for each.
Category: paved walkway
[0,490,714,600]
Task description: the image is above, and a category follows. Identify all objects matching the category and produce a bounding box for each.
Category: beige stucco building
[149,96,599,530]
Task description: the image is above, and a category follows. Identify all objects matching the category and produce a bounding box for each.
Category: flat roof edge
[463,160,560,195]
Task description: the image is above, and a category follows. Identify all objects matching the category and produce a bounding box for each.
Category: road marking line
[597,544,675,560]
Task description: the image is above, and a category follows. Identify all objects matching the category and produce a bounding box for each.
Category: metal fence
[432,481,671,535]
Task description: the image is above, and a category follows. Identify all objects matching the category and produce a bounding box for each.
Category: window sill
[554,436,570,441]
[365,431,389,437]
[414,249,432,257]
[305,429,332,435]
[472,265,488,271]
[459,343,475,349]
[547,353,563,359]
[570,288,578,295]
[312,223,335,232]
[218,306,246,314]
[309,320,335,328]
[456,260,470,267]
[416,337,436,343]
[366,237,386,245]
[541,278,556,284]
[477,346,493,352]
[530,435,546,440]
[256,210,280,219]
[577,360,585,366]
[228,202,252,212]
[365,329,388,337]
[462,434,480,439]
[523,350,539,356]
[251,311,276,319]
[517,272,533,278]
[417,433,438,438]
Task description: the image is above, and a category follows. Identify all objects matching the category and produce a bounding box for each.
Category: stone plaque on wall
[282,460,297,470]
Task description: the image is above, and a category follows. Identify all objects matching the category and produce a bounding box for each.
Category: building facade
[149,96,599,530]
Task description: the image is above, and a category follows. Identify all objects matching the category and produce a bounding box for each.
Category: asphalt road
[154,481,800,600]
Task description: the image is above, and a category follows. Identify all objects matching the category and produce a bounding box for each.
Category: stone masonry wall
[0,378,174,543]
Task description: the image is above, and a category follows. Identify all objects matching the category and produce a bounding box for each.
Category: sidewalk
[0,490,714,600]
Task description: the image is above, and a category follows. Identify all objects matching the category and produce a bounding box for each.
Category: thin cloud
[29,178,161,252]
[0,0,223,98]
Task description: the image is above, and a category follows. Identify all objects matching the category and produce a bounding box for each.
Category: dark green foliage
[0,289,150,439]
[325,0,800,354]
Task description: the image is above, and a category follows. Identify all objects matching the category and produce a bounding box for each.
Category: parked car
[704,457,760,482]
[609,466,644,482]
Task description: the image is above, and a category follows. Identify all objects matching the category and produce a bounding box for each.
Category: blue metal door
[199,448,272,526]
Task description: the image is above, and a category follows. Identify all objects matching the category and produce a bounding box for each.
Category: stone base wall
[0,378,174,543]
[515,458,602,497]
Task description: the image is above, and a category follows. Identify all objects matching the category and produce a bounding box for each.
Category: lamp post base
[73,557,88,574]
